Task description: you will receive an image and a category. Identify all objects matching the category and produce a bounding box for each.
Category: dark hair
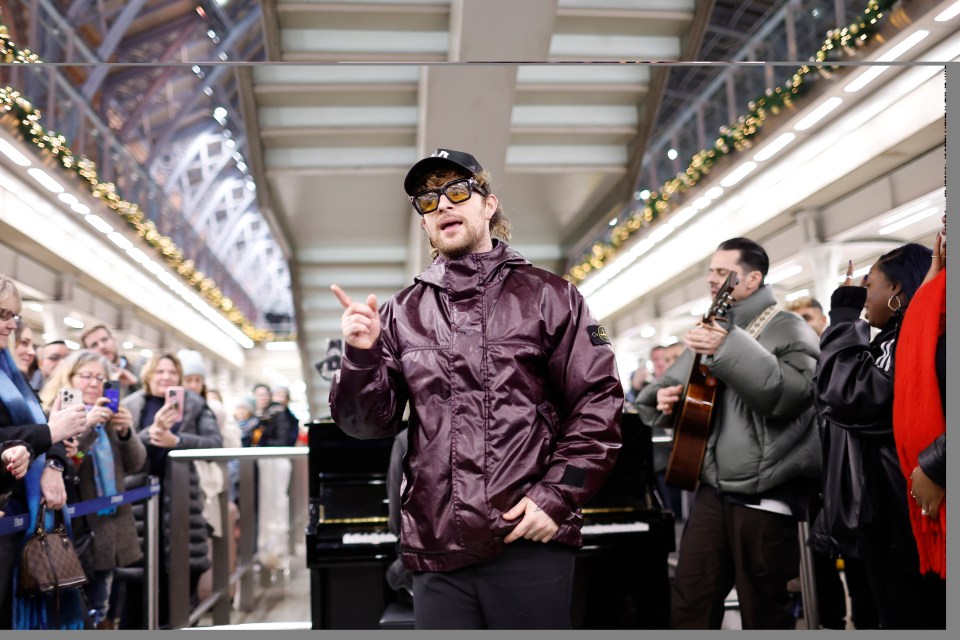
[252,383,271,394]
[717,237,769,279]
[875,242,932,306]
[43,339,67,348]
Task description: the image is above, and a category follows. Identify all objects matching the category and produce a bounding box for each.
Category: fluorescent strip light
[785,288,810,302]
[754,133,796,162]
[844,30,930,93]
[668,207,698,229]
[0,139,32,166]
[935,0,960,21]
[140,349,153,359]
[880,199,939,226]
[122,341,134,349]
[765,264,803,285]
[704,187,724,200]
[649,225,674,243]
[878,207,940,235]
[85,215,113,234]
[63,316,85,329]
[639,325,656,338]
[107,232,134,250]
[58,192,78,205]
[27,168,64,193]
[71,202,91,215]
[28,303,43,312]
[265,341,298,351]
[126,247,150,264]
[720,162,757,187]
[64,340,80,350]
[691,196,711,210]
[794,97,843,131]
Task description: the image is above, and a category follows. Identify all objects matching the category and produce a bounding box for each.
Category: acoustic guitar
[664,271,738,491]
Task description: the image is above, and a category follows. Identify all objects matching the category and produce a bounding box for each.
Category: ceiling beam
[81,0,150,100]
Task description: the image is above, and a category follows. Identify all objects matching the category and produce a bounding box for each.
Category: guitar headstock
[703,271,739,323]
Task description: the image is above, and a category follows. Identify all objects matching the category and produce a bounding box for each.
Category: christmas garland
[0,22,275,343]
[566,0,896,284]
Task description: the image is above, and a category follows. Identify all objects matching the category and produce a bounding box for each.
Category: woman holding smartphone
[122,352,221,628]
[1,275,88,629]
[38,350,145,629]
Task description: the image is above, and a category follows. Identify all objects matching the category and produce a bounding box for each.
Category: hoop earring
[887,295,902,311]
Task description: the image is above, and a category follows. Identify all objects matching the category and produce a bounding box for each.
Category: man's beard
[431,220,486,259]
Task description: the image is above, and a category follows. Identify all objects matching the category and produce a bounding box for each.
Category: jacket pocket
[535,401,560,438]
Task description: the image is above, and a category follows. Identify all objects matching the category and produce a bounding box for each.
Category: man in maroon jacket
[330,149,623,629]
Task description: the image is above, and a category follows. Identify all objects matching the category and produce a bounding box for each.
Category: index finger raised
[330,284,353,310]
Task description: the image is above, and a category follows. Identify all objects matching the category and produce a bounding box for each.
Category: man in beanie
[329,149,622,629]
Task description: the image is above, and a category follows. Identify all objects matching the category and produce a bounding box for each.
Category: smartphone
[103,380,121,413]
[166,386,185,422]
[59,387,83,408]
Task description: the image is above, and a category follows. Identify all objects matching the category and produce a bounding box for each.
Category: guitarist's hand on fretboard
[683,320,729,356]
[657,385,684,415]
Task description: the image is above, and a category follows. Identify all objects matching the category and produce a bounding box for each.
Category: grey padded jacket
[638,285,821,494]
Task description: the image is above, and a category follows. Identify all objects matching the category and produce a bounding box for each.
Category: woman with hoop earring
[810,242,944,629]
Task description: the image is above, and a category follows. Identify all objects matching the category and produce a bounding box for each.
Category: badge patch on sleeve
[588,325,610,346]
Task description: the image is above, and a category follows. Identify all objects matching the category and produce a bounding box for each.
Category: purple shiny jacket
[330,242,623,572]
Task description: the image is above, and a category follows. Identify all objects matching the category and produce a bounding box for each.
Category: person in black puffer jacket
[812,243,944,630]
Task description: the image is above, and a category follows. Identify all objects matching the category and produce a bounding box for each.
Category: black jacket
[916,334,946,487]
[810,287,919,571]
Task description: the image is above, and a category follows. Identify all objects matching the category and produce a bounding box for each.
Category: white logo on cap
[433,150,450,158]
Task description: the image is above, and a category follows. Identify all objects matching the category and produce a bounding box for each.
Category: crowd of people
[0,300,302,630]
[2,144,948,631]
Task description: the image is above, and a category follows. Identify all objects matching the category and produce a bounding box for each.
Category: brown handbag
[18,502,89,597]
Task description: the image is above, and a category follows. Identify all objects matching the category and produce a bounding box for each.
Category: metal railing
[165,447,309,630]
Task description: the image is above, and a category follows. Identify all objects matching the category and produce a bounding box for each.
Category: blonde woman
[39,350,146,629]
[123,352,221,628]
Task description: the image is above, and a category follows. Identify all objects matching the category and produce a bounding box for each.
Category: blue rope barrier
[0,476,160,537]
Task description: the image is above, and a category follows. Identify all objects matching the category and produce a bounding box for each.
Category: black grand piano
[305,412,673,629]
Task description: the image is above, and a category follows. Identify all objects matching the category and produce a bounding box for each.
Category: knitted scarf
[893,269,946,579]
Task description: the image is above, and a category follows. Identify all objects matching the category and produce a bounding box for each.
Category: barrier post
[144,477,160,631]
[167,458,192,629]
[211,461,232,625]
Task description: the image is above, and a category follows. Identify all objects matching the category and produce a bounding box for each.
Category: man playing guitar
[636,237,821,630]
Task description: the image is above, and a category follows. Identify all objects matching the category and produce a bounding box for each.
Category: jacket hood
[416,240,530,292]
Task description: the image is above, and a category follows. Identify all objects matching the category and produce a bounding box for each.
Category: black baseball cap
[403,149,483,196]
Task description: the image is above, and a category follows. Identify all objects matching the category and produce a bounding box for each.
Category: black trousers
[412,540,575,629]
[671,485,799,630]
[865,559,945,629]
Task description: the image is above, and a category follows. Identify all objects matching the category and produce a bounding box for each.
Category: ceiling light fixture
[935,0,960,21]
[765,264,804,285]
[844,30,930,93]
[878,206,940,235]
[785,288,810,302]
[794,97,843,131]
[26,168,64,193]
[63,316,84,329]
[0,139,32,166]
[720,162,757,187]
[753,132,796,162]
